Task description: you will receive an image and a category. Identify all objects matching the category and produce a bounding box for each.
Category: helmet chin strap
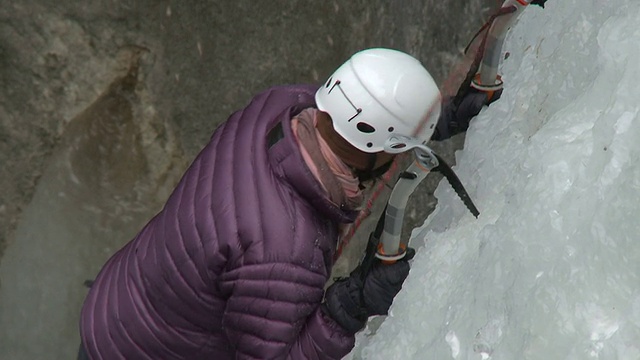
[353,153,394,183]
[366,152,378,171]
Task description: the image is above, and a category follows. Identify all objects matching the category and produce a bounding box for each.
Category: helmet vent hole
[388,127,394,132]
[391,143,406,149]
[366,142,373,148]
[357,122,376,134]
[325,77,333,88]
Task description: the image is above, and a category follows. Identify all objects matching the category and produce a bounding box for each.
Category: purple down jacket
[80,85,361,360]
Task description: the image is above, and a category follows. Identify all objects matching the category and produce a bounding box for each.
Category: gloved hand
[322,248,415,333]
[432,88,503,141]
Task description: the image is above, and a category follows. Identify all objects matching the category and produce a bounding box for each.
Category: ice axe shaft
[378,161,430,259]
[475,0,533,90]
[454,0,535,106]
[375,135,479,262]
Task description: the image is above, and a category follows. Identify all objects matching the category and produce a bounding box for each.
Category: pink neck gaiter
[291,108,362,208]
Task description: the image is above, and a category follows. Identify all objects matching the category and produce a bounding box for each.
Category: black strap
[365,153,377,173]
[358,205,387,280]
[354,158,394,183]
[267,122,284,148]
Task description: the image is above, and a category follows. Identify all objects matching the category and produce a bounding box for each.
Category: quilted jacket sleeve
[220,262,355,359]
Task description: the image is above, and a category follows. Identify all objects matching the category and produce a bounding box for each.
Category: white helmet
[315,48,441,153]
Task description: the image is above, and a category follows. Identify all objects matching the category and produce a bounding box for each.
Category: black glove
[322,248,415,333]
[432,88,503,141]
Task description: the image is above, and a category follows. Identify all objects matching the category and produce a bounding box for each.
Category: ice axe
[354,0,549,270]
[359,134,479,274]
[455,0,546,107]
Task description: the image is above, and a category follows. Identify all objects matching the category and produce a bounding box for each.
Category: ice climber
[78,47,498,360]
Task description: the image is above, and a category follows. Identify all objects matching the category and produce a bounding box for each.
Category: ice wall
[350,1,640,359]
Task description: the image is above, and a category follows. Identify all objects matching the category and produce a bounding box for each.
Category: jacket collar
[267,105,359,224]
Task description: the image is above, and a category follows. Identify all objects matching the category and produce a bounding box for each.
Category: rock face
[0,1,496,359]
[0,57,184,359]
